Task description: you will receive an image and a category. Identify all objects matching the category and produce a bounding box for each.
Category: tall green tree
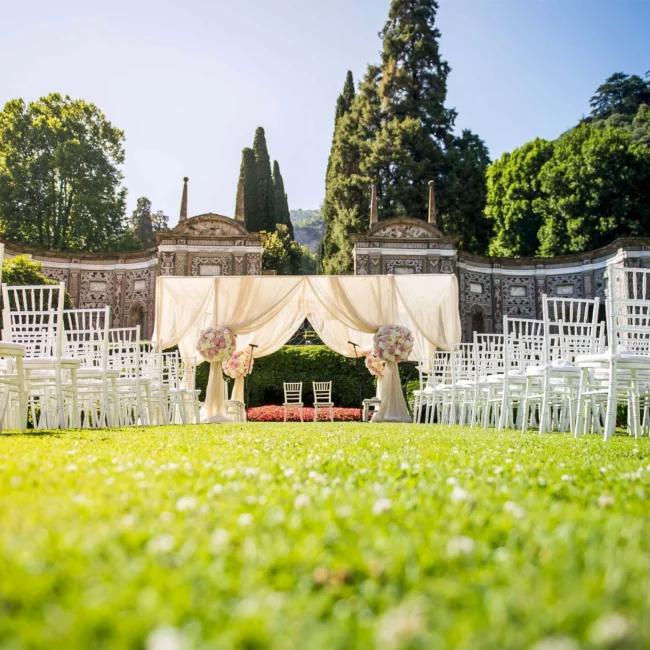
[253,127,276,231]
[321,0,490,272]
[235,148,262,231]
[335,71,356,122]
[130,197,156,248]
[589,72,650,120]
[262,224,315,275]
[485,138,554,257]
[0,93,128,251]
[537,124,650,256]
[272,160,293,239]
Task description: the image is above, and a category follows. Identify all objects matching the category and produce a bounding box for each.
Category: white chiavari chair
[283,382,303,422]
[313,381,334,422]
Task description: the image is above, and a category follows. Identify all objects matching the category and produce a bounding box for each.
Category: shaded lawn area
[1,423,649,650]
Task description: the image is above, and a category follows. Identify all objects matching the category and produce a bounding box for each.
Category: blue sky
[1,0,648,226]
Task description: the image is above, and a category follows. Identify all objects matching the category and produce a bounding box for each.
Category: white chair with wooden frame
[312,381,334,422]
[283,382,303,422]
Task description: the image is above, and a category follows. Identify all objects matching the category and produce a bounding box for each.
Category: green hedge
[194,346,418,409]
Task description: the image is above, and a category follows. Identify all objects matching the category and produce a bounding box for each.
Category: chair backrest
[503,316,544,374]
[416,358,434,391]
[283,382,302,404]
[107,326,141,379]
[431,350,451,386]
[450,342,475,384]
[63,306,111,368]
[313,381,332,404]
[1,282,66,359]
[473,333,505,379]
[606,266,650,355]
[542,295,600,363]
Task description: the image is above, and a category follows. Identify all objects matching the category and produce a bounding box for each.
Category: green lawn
[1,424,649,650]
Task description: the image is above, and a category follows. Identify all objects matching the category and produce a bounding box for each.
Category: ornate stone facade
[1,213,264,339]
[353,216,650,341]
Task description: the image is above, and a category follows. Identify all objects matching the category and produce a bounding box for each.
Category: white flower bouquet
[222,349,254,379]
[196,326,236,363]
[373,325,413,363]
[364,350,386,377]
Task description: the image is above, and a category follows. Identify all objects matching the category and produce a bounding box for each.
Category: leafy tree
[151,210,169,232]
[335,71,356,122]
[537,125,650,256]
[485,138,554,257]
[0,93,127,251]
[262,224,316,275]
[129,197,155,248]
[235,148,262,232]
[272,160,293,238]
[253,127,276,231]
[589,72,650,120]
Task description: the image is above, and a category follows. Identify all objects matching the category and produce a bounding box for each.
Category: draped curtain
[153,274,461,423]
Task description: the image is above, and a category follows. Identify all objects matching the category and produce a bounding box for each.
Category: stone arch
[470,305,486,335]
[128,301,146,333]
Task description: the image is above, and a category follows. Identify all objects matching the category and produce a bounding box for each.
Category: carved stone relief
[246,254,261,275]
[502,276,536,317]
[384,258,423,274]
[190,255,231,276]
[547,274,583,298]
[160,253,175,276]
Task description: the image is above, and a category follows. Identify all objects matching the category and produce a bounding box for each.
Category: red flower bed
[247,405,361,422]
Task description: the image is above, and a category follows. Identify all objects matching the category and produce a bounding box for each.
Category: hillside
[290,209,324,252]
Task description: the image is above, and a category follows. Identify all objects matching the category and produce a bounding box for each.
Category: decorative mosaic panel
[190,255,231,276]
[79,271,114,308]
[174,253,187,276]
[40,267,69,286]
[502,276,536,317]
[356,255,369,276]
[234,255,245,276]
[594,268,606,299]
[384,257,423,274]
[462,272,491,307]
[246,254,261,275]
[160,253,175,276]
[547,273,583,298]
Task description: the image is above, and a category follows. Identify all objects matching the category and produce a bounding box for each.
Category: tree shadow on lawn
[0,429,71,438]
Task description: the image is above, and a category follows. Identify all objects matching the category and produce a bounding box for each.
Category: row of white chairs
[413,266,650,440]
[283,381,334,422]
[0,283,202,432]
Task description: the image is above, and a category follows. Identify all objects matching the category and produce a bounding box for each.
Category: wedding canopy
[153,274,461,423]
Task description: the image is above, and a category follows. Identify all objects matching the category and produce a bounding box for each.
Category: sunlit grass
[1,423,649,649]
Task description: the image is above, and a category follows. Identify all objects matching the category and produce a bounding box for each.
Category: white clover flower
[503,501,526,519]
[493,466,504,475]
[208,484,224,497]
[284,468,296,478]
[147,534,175,554]
[209,529,231,553]
[597,494,615,508]
[376,603,425,650]
[175,496,197,512]
[372,498,393,516]
[561,474,573,482]
[446,536,475,557]
[294,494,310,509]
[238,513,254,527]
[589,613,630,645]
[450,486,471,503]
[66,464,77,472]
[145,626,189,650]
[529,636,580,650]
[446,477,459,486]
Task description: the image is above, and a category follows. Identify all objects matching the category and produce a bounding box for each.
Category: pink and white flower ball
[373,325,414,363]
[222,349,254,379]
[364,350,386,377]
[196,326,236,364]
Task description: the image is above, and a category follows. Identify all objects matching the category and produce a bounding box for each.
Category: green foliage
[485,139,554,257]
[321,1,490,272]
[129,197,154,249]
[589,71,650,120]
[536,125,650,256]
[2,425,650,649]
[262,224,316,275]
[272,161,293,239]
[253,127,276,232]
[235,148,262,232]
[0,93,128,252]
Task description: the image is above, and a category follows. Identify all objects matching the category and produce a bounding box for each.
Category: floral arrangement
[364,350,386,377]
[373,325,414,363]
[222,349,254,379]
[247,406,361,422]
[196,326,236,364]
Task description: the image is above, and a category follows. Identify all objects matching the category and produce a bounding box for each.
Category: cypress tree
[235,148,262,232]
[272,160,294,239]
[130,197,155,248]
[253,127,276,231]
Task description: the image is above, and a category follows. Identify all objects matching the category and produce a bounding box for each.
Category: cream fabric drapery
[153,274,461,423]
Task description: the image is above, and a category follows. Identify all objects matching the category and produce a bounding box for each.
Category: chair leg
[603,363,618,441]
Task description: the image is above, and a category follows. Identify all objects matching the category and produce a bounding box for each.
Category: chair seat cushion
[283,402,303,407]
[314,402,334,407]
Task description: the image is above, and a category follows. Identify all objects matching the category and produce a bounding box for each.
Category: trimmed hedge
[194,346,418,409]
